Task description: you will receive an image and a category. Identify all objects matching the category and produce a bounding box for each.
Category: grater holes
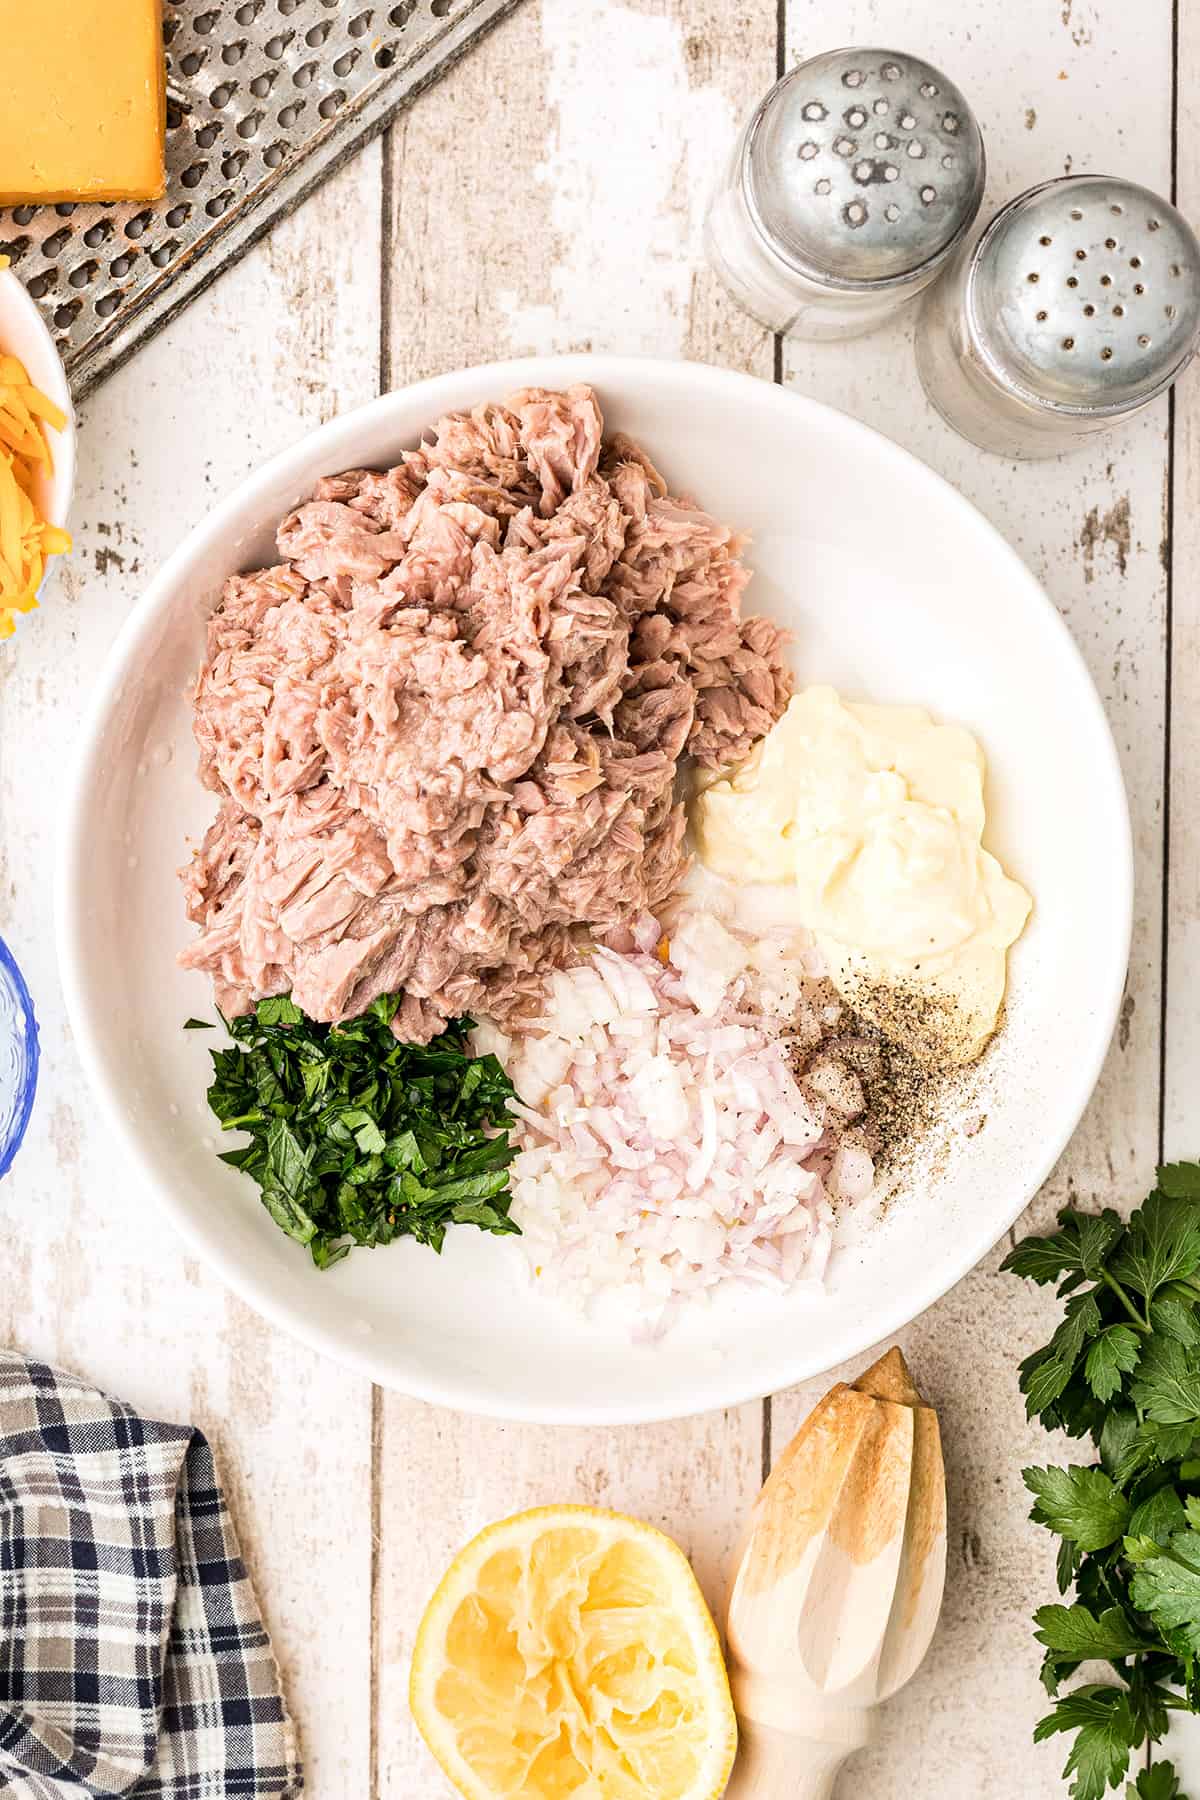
[180,48,209,76]
[853,161,873,182]
[277,100,304,126]
[374,44,394,67]
[237,112,264,137]
[348,10,373,36]
[250,72,277,96]
[263,141,287,168]
[1111,202,1123,215]
[942,154,955,169]
[196,123,221,148]
[882,62,903,80]
[899,112,915,130]
[1100,346,1113,361]
[318,90,345,118]
[11,206,36,226]
[1075,248,1087,260]
[0,237,30,264]
[26,272,54,300]
[430,0,452,10]
[390,0,417,22]
[1062,337,1075,350]
[1130,255,1142,269]
[1171,263,1183,277]
[95,292,121,319]
[798,141,819,160]
[222,38,248,64]
[842,69,864,87]
[1148,218,1161,231]
[110,252,136,278]
[1039,235,1052,246]
[205,190,235,218]
[884,164,899,182]
[68,260,99,289]
[873,132,890,150]
[194,8,220,31]
[814,178,832,196]
[150,240,180,268]
[1070,208,1083,221]
[221,150,249,178]
[162,13,180,44]
[873,98,889,115]
[278,0,300,10]
[1139,334,1151,346]
[920,185,936,204]
[1026,271,1039,284]
[802,102,828,122]
[305,17,333,42]
[335,49,360,75]
[181,162,207,187]
[294,61,318,86]
[123,210,153,240]
[1134,282,1145,295]
[844,107,868,128]
[166,204,191,227]
[53,300,82,330]
[906,140,925,158]
[266,31,293,55]
[1113,304,1125,317]
[1100,274,1112,287]
[885,203,900,222]
[1105,237,1117,250]
[843,200,869,229]
[54,202,76,217]
[1083,304,1095,317]
[942,112,960,134]
[1067,275,1079,288]
[1036,310,1048,321]
[919,80,937,96]
[235,0,265,19]
[41,228,73,258]
[833,136,855,158]
[166,98,189,131]
[1167,304,1178,318]
[210,83,237,108]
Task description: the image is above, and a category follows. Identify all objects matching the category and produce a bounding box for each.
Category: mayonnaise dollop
[691,686,1032,1066]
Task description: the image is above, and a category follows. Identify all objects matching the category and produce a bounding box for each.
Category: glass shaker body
[916,176,1200,459]
[705,49,985,344]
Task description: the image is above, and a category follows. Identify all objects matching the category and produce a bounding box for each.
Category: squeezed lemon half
[410,1505,738,1800]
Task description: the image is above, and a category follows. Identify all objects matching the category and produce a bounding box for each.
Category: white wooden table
[0,1,1194,1793]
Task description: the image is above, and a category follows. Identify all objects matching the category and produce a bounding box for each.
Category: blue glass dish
[0,937,38,1180]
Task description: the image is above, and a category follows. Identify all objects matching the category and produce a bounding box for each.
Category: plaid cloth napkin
[0,1352,303,1797]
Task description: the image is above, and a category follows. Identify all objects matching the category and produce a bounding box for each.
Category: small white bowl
[56,354,1131,1423]
[0,267,76,591]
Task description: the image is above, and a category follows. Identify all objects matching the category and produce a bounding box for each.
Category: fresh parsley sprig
[200,994,520,1269]
[1003,1163,1200,1799]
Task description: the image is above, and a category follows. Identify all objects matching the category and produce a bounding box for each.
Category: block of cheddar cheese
[0,0,166,204]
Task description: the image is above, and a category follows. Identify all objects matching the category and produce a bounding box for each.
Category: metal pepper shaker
[705,48,986,342]
[916,175,1200,458]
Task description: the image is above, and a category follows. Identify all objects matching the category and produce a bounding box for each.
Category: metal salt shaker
[705,48,986,341]
[917,175,1200,458]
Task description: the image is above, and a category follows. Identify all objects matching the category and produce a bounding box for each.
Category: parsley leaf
[1033,1605,1155,1662]
[1085,1328,1143,1403]
[1033,1687,1136,1800]
[1025,1466,1132,1553]
[1128,1762,1189,1800]
[1130,1337,1200,1427]
[1127,1530,1200,1656]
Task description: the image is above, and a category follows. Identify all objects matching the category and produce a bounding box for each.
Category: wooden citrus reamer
[724,1349,947,1799]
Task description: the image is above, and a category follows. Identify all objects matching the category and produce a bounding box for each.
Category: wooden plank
[0,148,384,1798]
[375,1,775,1790]
[773,2,1174,1792]
[1161,0,1197,1780]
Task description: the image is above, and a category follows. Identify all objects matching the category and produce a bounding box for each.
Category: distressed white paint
[0,0,1188,1796]
[498,0,734,355]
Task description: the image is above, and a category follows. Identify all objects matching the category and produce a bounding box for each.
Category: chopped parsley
[200,993,520,1270]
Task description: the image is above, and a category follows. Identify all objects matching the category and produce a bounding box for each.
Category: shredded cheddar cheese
[0,272,71,638]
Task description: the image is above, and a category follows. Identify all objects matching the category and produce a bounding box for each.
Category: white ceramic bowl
[0,269,75,558]
[56,354,1131,1423]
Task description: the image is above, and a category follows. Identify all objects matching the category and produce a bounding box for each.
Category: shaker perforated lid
[743,48,985,289]
[966,176,1200,413]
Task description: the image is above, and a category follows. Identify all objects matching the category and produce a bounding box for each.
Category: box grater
[0,0,523,398]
